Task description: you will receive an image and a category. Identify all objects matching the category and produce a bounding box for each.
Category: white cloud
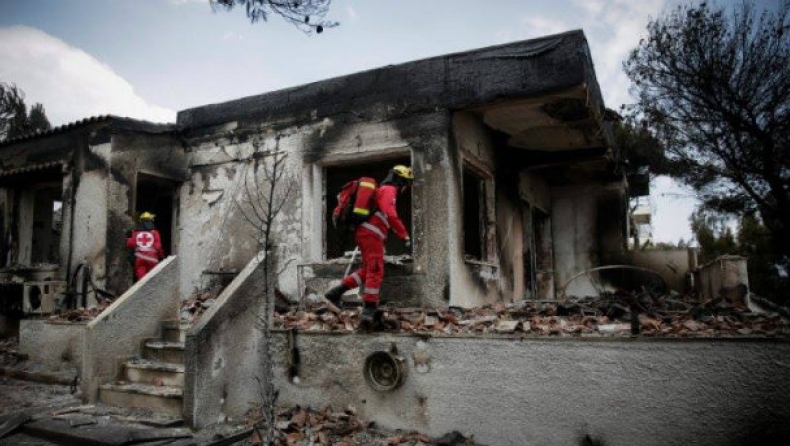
[0,26,175,125]
[168,0,208,5]
[520,16,571,38]
[223,30,245,41]
[347,6,359,23]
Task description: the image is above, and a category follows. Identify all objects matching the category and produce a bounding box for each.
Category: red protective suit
[341,184,409,304]
[126,229,165,281]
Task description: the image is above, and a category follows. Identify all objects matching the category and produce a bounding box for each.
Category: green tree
[690,209,737,264]
[624,1,790,262]
[27,103,51,134]
[737,214,787,303]
[0,82,52,141]
[211,0,338,33]
[691,210,788,304]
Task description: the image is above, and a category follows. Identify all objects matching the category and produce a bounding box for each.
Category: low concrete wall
[184,253,268,428]
[19,320,86,374]
[629,249,696,293]
[697,255,749,301]
[81,256,179,401]
[270,333,790,446]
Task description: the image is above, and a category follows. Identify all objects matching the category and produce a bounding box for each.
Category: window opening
[325,157,411,259]
[463,166,485,260]
[31,187,63,264]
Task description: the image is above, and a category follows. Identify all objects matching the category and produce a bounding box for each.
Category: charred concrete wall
[269,333,790,446]
[69,141,111,303]
[552,182,627,298]
[106,133,186,295]
[451,111,510,306]
[178,108,452,307]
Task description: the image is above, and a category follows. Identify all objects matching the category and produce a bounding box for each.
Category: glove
[404,237,412,249]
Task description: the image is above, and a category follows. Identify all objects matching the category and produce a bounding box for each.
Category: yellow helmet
[392,165,414,180]
[139,212,156,222]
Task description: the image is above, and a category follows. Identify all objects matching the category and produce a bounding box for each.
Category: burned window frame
[461,158,495,263]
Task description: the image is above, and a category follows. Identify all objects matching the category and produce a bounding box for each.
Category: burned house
[1,30,625,315]
[3,31,786,446]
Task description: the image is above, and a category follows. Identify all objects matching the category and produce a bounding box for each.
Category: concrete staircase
[98,320,188,418]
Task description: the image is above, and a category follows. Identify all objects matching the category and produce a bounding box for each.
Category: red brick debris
[48,302,110,322]
[0,337,21,366]
[180,289,221,324]
[274,294,790,338]
[246,405,478,446]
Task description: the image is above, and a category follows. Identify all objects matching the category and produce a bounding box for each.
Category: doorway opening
[135,174,179,256]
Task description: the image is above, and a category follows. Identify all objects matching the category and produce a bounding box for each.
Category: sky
[1,0,767,243]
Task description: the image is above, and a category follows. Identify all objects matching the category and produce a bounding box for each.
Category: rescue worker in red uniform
[126,212,165,281]
[325,165,414,323]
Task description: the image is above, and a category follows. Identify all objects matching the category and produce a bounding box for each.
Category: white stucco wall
[269,333,790,446]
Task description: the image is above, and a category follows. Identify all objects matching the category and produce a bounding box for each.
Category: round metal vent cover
[364,351,406,392]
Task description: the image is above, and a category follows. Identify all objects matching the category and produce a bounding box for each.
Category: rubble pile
[0,336,21,366]
[180,289,220,324]
[274,294,790,338]
[246,406,477,446]
[48,303,110,322]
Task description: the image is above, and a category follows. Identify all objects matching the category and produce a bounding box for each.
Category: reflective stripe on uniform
[363,287,380,295]
[137,247,157,252]
[135,253,159,263]
[360,181,376,189]
[353,207,370,216]
[350,272,362,286]
[360,222,386,239]
[374,211,389,228]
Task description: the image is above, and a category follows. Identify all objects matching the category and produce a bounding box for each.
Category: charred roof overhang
[474,85,610,152]
[0,162,64,187]
[466,81,619,186]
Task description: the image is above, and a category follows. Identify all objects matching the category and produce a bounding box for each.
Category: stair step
[143,341,185,365]
[162,320,191,343]
[125,360,185,388]
[162,320,191,330]
[99,383,182,417]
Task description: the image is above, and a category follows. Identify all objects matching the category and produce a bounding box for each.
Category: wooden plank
[22,419,128,446]
[204,428,254,446]
[0,413,30,439]
[125,428,192,443]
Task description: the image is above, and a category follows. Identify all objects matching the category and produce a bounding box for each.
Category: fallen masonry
[244,405,480,446]
[274,295,790,338]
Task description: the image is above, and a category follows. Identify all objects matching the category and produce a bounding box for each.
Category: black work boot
[324,284,348,306]
[360,302,378,325]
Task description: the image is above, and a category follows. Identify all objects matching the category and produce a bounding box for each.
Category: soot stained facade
[0,30,628,311]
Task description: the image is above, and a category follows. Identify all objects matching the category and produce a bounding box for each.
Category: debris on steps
[47,302,111,322]
[180,289,221,324]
